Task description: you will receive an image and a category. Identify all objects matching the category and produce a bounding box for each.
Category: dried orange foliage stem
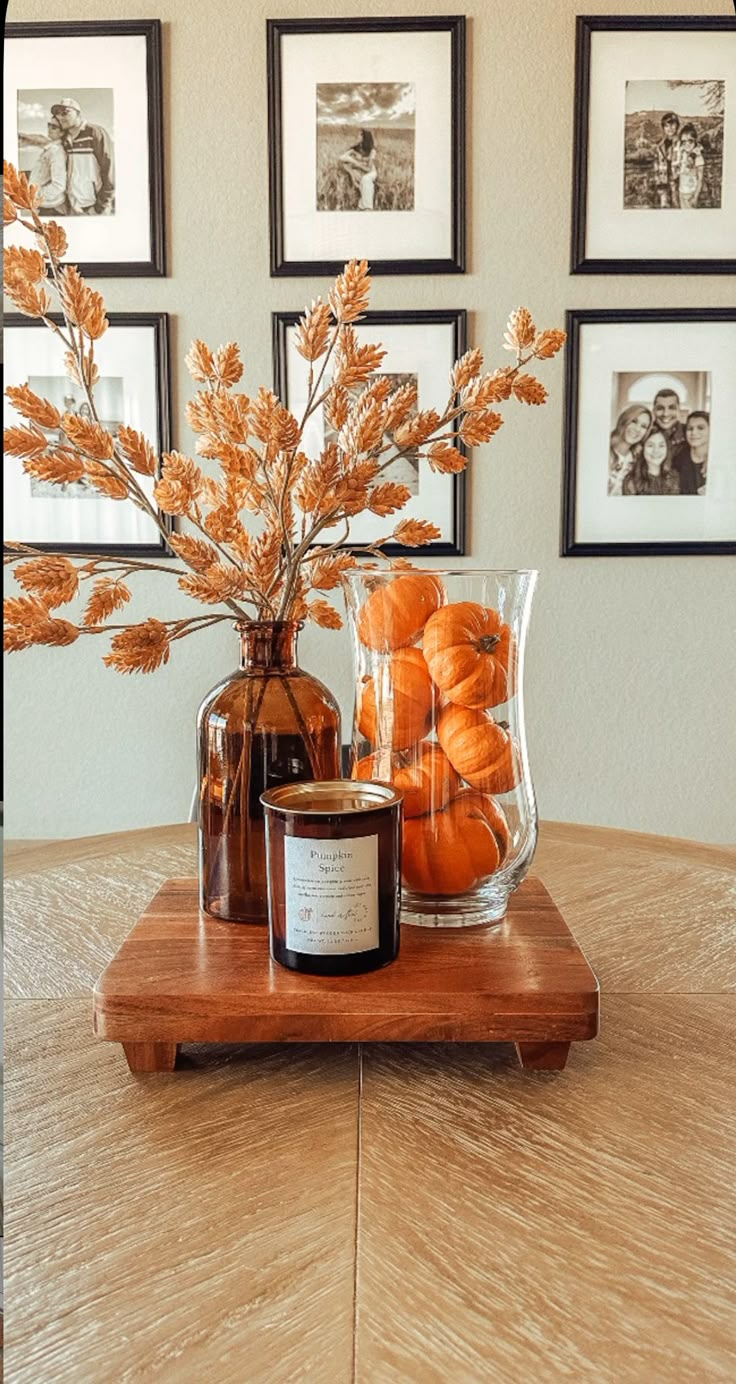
[3,162,565,672]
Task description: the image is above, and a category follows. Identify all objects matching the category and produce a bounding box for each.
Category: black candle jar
[261,780,403,975]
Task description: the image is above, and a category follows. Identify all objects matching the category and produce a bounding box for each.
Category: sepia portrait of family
[608,371,710,497]
[316,81,415,212]
[623,79,725,211]
[17,88,115,216]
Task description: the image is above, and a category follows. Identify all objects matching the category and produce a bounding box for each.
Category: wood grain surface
[4,821,736,1381]
[5,999,359,1384]
[356,997,736,1384]
[5,839,197,999]
[93,875,598,1052]
[6,821,735,999]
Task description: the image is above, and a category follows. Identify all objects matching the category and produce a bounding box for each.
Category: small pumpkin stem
[477,634,501,654]
[497,719,510,732]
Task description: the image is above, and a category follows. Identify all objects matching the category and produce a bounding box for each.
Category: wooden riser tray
[93,877,599,1073]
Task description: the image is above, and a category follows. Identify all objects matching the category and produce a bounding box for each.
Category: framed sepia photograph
[4,313,173,556]
[571,16,736,274]
[5,19,165,276]
[267,17,465,276]
[273,308,468,555]
[561,309,736,557]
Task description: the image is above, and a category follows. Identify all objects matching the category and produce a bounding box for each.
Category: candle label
[284,834,379,955]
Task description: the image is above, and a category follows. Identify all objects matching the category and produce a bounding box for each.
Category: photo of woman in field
[316,81,415,212]
[337,128,378,210]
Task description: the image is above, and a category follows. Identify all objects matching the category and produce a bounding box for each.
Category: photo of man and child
[608,372,711,498]
[17,88,115,216]
[623,79,725,211]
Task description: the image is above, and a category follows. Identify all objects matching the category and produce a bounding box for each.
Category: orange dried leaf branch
[5,383,62,430]
[512,374,548,406]
[83,579,132,627]
[14,555,80,608]
[103,619,172,674]
[393,519,442,547]
[2,175,566,666]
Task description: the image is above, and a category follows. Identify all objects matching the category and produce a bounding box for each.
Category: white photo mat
[574,319,736,546]
[5,31,154,267]
[280,318,463,552]
[4,319,168,551]
[280,29,452,264]
[585,29,736,262]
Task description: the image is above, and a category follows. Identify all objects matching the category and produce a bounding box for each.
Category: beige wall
[5,0,734,843]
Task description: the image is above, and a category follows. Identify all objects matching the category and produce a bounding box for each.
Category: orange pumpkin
[353,751,393,784]
[357,573,444,652]
[402,790,509,894]
[354,742,460,818]
[480,793,511,864]
[423,601,516,709]
[436,703,520,794]
[395,742,461,818]
[358,648,435,751]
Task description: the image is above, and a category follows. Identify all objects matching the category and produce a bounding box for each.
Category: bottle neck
[238,620,301,673]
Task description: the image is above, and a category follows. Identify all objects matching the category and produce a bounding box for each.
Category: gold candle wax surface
[261,780,403,975]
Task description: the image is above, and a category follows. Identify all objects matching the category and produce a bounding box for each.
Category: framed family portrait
[561,309,736,557]
[267,17,465,276]
[273,308,467,556]
[571,16,736,274]
[3,313,173,556]
[5,19,165,276]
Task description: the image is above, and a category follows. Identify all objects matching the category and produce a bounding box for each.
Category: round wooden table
[4,822,735,1382]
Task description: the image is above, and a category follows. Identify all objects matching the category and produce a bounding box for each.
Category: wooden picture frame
[571,15,736,275]
[273,308,468,556]
[561,308,736,557]
[5,19,166,277]
[267,16,466,276]
[4,312,173,556]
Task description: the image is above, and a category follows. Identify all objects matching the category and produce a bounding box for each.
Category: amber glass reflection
[197,621,340,922]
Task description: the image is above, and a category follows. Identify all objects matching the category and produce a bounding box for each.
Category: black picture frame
[561,307,736,558]
[273,307,467,557]
[267,16,466,276]
[6,19,166,277]
[571,15,736,275]
[4,312,173,557]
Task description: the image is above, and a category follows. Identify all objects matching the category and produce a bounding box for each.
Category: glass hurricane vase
[344,569,537,926]
[197,621,341,923]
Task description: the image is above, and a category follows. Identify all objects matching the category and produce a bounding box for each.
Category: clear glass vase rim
[343,567,538,579]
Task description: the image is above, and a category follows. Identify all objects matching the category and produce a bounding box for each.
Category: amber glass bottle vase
[197,621,341,923]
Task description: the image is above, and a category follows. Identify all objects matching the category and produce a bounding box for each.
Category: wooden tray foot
[122,1041,178,1073]
[515,1041,570,1071]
